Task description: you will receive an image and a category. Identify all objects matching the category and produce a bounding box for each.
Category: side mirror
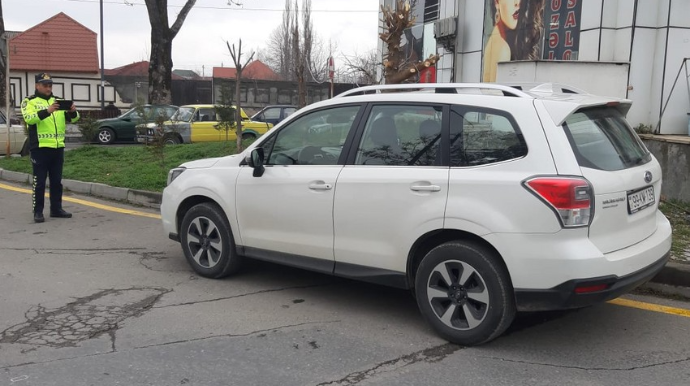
[246,148,265,177]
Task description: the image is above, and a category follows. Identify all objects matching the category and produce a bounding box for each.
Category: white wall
[9,71,124,110]
[496,61,630,99]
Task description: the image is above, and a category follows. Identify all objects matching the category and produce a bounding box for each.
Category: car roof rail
[335,83,534,98]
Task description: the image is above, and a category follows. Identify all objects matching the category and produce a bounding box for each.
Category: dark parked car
[95,104,178,144]
[250,105,297,126]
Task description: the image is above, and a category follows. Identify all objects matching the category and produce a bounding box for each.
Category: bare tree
[341,50,379,85]
[263,0,327,88]
[227,39,255,153]
[143,0,198,104]
[380,0,438,84]
[260,0,294,81]
[291,0,313,107]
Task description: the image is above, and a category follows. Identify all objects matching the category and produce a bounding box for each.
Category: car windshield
[562,106,651,171]
[119,108,137,119]
[171,107,195,122]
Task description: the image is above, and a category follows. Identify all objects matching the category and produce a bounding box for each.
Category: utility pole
[3,33,10,158]
[99,0,105,110]
[328,55,334,98]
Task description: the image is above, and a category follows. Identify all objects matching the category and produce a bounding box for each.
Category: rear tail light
[523,177,593,228]
[574,284,609,294]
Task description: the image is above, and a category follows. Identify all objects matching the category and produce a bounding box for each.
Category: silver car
[0,110,29,156]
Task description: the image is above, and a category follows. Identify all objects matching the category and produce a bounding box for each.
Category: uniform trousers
[30,147,65,214]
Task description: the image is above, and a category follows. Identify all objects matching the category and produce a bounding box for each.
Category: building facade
[379,0,690,134]
[7,13,122,111]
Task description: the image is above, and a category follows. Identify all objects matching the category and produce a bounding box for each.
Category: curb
[0,168,162,209]
[0,167,688,295]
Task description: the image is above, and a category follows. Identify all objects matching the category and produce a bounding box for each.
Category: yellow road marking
[609,297,690,318]
[0,182,161,219]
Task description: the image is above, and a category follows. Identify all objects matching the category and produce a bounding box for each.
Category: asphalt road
[1,180,690,386]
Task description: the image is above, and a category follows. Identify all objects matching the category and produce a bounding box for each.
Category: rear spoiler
[540,97,633,127]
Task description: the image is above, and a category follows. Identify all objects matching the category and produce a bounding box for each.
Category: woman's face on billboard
[497,0,521,30]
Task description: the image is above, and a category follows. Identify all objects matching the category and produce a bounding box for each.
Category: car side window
[197,108,217,122]
[354,105,442,166]
[450,107,526,167]
[263,108,281,120]
[264,106,360,166]
[132,107,150,121]
[284,107,297,117]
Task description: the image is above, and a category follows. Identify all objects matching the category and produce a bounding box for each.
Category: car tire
[97,127,115,145]
[180,202,242,279]
[414,241,515,346]
[163,134,181,145]
[242,132,257,140]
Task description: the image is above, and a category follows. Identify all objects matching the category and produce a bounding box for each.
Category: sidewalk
[0,167,688,298]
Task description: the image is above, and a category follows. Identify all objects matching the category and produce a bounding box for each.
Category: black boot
[34,212,45,223]
[50,209,72,218]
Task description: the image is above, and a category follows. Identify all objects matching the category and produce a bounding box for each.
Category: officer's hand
[69,103,77,112]
[47,102,59,113]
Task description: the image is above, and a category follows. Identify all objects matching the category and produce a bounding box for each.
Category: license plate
[627,186,655,214]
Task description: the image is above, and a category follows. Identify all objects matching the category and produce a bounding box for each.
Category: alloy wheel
[185,216,223,269]
[98,130,112,144]
[426,260,490,330]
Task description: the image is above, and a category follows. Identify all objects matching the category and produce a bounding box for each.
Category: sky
[3,0,380,75]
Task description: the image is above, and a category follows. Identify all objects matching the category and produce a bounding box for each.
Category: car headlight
[167,167,186,186]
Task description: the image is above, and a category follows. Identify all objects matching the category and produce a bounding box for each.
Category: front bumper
[514,252,669,311]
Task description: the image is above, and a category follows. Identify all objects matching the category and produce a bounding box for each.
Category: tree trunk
[235,75,243,152]
[148,31,173,104]
[379,0,438,85]
[0,0,6,104]
[144,0,197,104]
[292,1,307,108]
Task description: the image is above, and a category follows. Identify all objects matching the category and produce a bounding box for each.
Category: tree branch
[170,0,197,38]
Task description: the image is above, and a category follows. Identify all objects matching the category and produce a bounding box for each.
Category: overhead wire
[58,0,376,13]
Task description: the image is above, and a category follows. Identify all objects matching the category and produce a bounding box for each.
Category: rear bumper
[514,252,669,311]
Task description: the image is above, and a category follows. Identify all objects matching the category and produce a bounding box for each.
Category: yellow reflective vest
[21,94,80,150]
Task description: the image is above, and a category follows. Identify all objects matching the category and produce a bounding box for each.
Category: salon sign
[543,0,582,60]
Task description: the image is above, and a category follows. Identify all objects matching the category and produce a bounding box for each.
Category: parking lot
[1,180,690,386]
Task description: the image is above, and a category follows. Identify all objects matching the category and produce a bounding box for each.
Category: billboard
[543,0,583,60]
[482,0,582,82]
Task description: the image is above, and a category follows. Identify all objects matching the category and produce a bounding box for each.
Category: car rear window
[562,107,651,171]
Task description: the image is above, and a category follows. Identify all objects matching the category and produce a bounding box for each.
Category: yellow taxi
[136,104,272,145]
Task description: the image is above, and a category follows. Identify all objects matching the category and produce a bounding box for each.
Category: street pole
[4,34,11,158]
[99,0,105,110]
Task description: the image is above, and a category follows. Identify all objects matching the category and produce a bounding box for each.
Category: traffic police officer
[21,73,80,223]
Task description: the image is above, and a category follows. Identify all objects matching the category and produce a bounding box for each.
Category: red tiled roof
[106,61,185,80]
[213,60,281,81]
[9,12,99,73]
[105,61,148,76]
[213,67,237,79]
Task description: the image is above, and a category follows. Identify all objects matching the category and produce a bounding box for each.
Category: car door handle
[308,182,333,191]
[410,184,441,192]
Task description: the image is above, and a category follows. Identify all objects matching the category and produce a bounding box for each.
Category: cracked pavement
[1,182,690,385]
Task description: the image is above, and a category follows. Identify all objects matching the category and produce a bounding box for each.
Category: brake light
[524,177,593,227]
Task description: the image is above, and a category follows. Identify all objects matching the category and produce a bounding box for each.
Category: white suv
[160,83,671,345]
